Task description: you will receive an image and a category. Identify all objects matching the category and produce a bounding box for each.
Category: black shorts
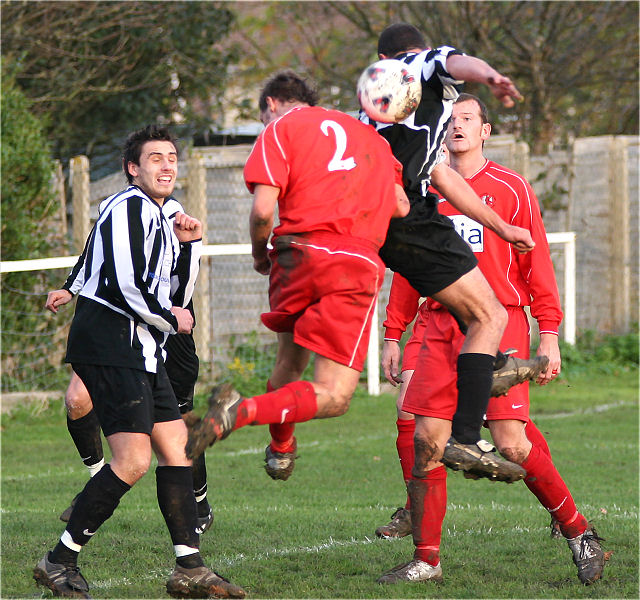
[72,362,181,437]
[164,332,199,414]
[380,193,478,298]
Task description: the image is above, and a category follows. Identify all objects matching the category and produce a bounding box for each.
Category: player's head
[122,125,179,201]
[258,70,319,125]
[446,93,492,154]
[122,125,179,184]
[378,23,427,58]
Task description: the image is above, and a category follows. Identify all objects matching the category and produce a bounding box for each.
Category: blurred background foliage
[2,0,638,180]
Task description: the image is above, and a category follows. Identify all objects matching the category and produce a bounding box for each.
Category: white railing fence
[1,233,576,396]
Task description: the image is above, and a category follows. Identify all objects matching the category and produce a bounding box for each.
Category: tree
[1,66,67,391]
[229,1,638,152]
[1,0,236,174]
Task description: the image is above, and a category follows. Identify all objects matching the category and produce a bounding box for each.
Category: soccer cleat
[491,355,550,397]
[567,526,607,585]
[185,384,242,459]
[442,437,526,483]
[33,553,91,598]
[377,559,443,584]
[59,492,81,523]
[264,438,297,481]
[196,506,214,535]
[550,517,562,539]
[166,565,246,599]
[375,507,412,538]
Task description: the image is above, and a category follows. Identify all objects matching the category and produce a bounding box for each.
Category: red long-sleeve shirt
[384,159,563,340]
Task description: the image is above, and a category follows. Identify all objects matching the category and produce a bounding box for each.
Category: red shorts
[402,306,531,422]
[262,232,385,371]
[401,304,429,372]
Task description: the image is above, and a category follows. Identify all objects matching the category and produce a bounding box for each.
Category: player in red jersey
[186,71,409,475]
[376,94,607,586]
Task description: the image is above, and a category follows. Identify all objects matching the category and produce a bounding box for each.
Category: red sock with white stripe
[520,443,588,538]
[396,418,415,509]
[267,379,297,453]
[409,465,447,566]
[233,380,317,430]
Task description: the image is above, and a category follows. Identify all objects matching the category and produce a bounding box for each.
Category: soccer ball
[357,59,422,123]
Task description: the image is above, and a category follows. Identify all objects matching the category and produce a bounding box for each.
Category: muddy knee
[497,445,529,465]
[412,435,443,477]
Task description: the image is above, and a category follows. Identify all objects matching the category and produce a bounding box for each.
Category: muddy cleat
[377,559,443,584]
[185,384,242,459]
[491,355,549,397]
[166,565,246,598]
[375,507,412,538]
[33,553,91,598]
[59,492,81,523]
[442,437,526,483]
[196,507,214,535]
[550,517,562,539]
[264,438,297,481]
[567,526,607,585]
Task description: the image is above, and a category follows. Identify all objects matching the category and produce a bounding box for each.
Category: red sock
[234,381,317,429]
[521,444,587,538]
[396,418,415,509]
[409,465,447,566]
[266,380,297,452]
[524,420,552,457]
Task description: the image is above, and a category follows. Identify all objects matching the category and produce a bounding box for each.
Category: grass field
[1,369,638,599]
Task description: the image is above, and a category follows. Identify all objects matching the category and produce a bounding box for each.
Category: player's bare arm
[536,333,561,385]
[45,289,73,314]
[250,184,279,275]
[446,54,523,108]
[173,212,202,243]
[170,306,194,334]
[393,184,410,218]
[431,162,534,253]
[381,339,403,386]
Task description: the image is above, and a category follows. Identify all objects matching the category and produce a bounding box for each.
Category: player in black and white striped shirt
[48,194,212,536]
[35,125,245,599]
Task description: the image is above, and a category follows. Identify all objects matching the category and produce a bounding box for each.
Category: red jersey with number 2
[244,105,402,248]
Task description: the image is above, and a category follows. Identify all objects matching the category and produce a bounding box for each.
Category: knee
[113,455,151,485]
[496,443,530,465]
[412,433,444,477]
[65,387,92,419]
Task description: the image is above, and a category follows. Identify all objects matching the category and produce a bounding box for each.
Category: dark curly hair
[122,125,178,184]
[377,23,426,57]
[258,70,319,112]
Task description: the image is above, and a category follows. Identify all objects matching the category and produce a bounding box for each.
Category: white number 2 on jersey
[320,120,356,172]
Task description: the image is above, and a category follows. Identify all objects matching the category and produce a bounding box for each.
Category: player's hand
[381,340,403,386]
[45,289,73,314]
[173,212,202,243]
[171,306,194,334]
[536,334,561,385]
[253,255,271,275]
[487,74,523,108]
[501,224,535,254]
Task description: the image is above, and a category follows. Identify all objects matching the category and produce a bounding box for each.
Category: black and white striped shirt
[65,186,201,373]
[361,46,463,197]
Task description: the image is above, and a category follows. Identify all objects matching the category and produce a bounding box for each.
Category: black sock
[65,463,131,547]
[49,544,79,568]
[67,409,103,467]
[177,553,205,569]
[192,453,210,517]
[156,466,199,550]
[451,353,495,444]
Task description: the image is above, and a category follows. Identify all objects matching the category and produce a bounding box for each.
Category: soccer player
[34,125,245,599]
[375,94,607,585]
[46,197,213,535]
[185,70,409,465]
[360,23,549,483]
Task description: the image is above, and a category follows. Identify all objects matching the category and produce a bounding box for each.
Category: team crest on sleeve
[481,194,495,207]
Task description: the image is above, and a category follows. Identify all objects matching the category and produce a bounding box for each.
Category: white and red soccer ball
[357,59,422,123]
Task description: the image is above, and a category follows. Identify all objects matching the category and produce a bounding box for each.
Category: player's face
[445,100,490,156]
[128,140,178,203]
